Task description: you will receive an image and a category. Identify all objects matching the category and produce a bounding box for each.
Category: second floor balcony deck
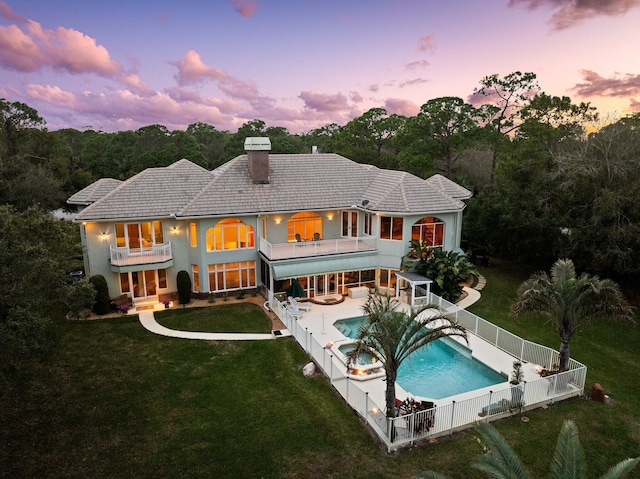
[259,236,377,260]
[110,242,173,267]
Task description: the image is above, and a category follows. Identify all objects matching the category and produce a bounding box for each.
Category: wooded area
[1,71,639,292]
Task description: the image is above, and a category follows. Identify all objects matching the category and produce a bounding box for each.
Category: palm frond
[550,420,585,479]
[598,457,640,479]
[472,421,530,479]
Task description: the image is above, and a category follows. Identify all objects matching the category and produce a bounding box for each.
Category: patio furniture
[289,296,312,312]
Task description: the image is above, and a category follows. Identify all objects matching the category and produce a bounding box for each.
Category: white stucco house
[67,137,471,310]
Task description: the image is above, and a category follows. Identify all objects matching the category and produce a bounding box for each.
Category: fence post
[329,354,333,386]
[485,391,493,422]
[309,332,313,358]
[365,392,369,421]
[305,327,309,352]
[346,376,349,401]
[551,374,558,404]
[520,340,525,361]
[449,401,456,435]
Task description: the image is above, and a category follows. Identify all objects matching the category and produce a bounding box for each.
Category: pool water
[337,343,379,366]
[333,316,506,400]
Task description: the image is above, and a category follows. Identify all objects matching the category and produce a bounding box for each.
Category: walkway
[137,286,481,341]
[138,310,282,340]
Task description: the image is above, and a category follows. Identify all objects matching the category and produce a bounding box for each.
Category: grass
[1,269,639,478]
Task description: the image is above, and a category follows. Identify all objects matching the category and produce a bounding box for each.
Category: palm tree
[416,420,639,479]
[348,292,467,418]
[511,258,633,371]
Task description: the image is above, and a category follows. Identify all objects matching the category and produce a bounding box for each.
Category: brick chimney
[244,137,271,184]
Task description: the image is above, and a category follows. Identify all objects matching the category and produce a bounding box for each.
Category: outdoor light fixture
[327,213,334,221]
[170,226,179,234]
[274,217,281,225]
[100,231,108,240]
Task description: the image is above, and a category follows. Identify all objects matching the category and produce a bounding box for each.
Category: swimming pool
[333,316,506,399]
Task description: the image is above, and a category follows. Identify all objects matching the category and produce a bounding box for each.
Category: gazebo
[394,271,432,307]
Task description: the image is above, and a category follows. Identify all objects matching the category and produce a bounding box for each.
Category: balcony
[110,242,173,267]
[259,236,377,260]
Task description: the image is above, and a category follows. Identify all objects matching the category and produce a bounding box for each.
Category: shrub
[176,270,192,305]
[89,274,110,315]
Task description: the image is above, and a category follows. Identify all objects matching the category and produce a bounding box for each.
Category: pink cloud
[299,91,351,112]
[369,84,379,93]
[0,14,122,77]
[384,98,419,117]
[418,34,436,53]
[399,78,429,88]
[405,60,430,70]
[509,0,640,30]
[572,69,640,97]
[170,49,227,85]
[228,0,258,18]
[350,91,363,103]
[630,98,640,111]
[0,1,26,23]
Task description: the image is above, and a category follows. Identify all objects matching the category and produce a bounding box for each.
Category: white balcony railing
[259,236,376,260]
[110,242,172,267]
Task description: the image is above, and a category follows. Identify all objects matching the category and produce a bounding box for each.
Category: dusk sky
[1,0,639,134]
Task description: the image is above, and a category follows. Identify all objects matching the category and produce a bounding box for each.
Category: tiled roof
[180,154,466,217]
[75,159,213,221]
[67,178,123,205]
[425,174,472,200]
[71,154,469,221]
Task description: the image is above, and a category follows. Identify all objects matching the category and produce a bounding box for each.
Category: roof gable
[74,159,213,221]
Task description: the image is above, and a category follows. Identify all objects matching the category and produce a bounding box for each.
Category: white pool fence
[268,292,587,452]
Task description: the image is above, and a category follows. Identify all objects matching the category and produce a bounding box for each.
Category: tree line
[1,71,640,290]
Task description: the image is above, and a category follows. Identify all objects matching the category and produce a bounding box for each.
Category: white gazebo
[394,271,432,307]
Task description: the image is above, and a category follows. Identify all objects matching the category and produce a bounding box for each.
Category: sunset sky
[1,0,639,133]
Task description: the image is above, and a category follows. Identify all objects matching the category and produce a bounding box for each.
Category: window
[158,269,167,289]
[190,223,197,247]
[341,211,358,237]
[208,261,256,292]
[192,264,200,292]
[380,216,403,240]
[380,269,398,288]
[287,212,322,242]
[115,221,164,249]
[412,217,444,247]
[206,218,255,251]
[364,212,373,236]
[120,273,130,293]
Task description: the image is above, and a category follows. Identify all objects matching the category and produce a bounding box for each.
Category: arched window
[206,218,254,251]
[412,216,444,247]
[287,212,322,242]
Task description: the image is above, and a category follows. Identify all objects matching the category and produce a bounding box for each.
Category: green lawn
[1,274,639,479]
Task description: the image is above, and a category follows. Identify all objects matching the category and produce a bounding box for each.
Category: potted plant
[510,360,525,411]
[162,299,171,309]
[119,304,130,314]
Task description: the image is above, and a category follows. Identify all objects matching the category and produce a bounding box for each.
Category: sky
[1,0,639,134]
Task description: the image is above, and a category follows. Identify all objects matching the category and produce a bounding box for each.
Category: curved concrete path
[138,310,277,340]
[138,287,481,341]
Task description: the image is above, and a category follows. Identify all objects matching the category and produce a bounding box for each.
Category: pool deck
[294,287,540,409]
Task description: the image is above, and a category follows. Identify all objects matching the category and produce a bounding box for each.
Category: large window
[287,212,322,242]
[342,211,358,237]
[412,216,444,247]
[380,216,403,240]
[115,221,164,249]
[208,261,256,291]
[379,269,398,288]
[119,268,167,297]
[206,218,254,251]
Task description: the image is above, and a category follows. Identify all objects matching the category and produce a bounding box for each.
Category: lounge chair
[295,233,302,242]
[289,296,312,312]
[313,232,321,241]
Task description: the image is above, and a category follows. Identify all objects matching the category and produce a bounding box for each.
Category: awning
[271,255,383,280]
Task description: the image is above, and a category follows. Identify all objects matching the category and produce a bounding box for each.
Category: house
[68,137,472,309]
